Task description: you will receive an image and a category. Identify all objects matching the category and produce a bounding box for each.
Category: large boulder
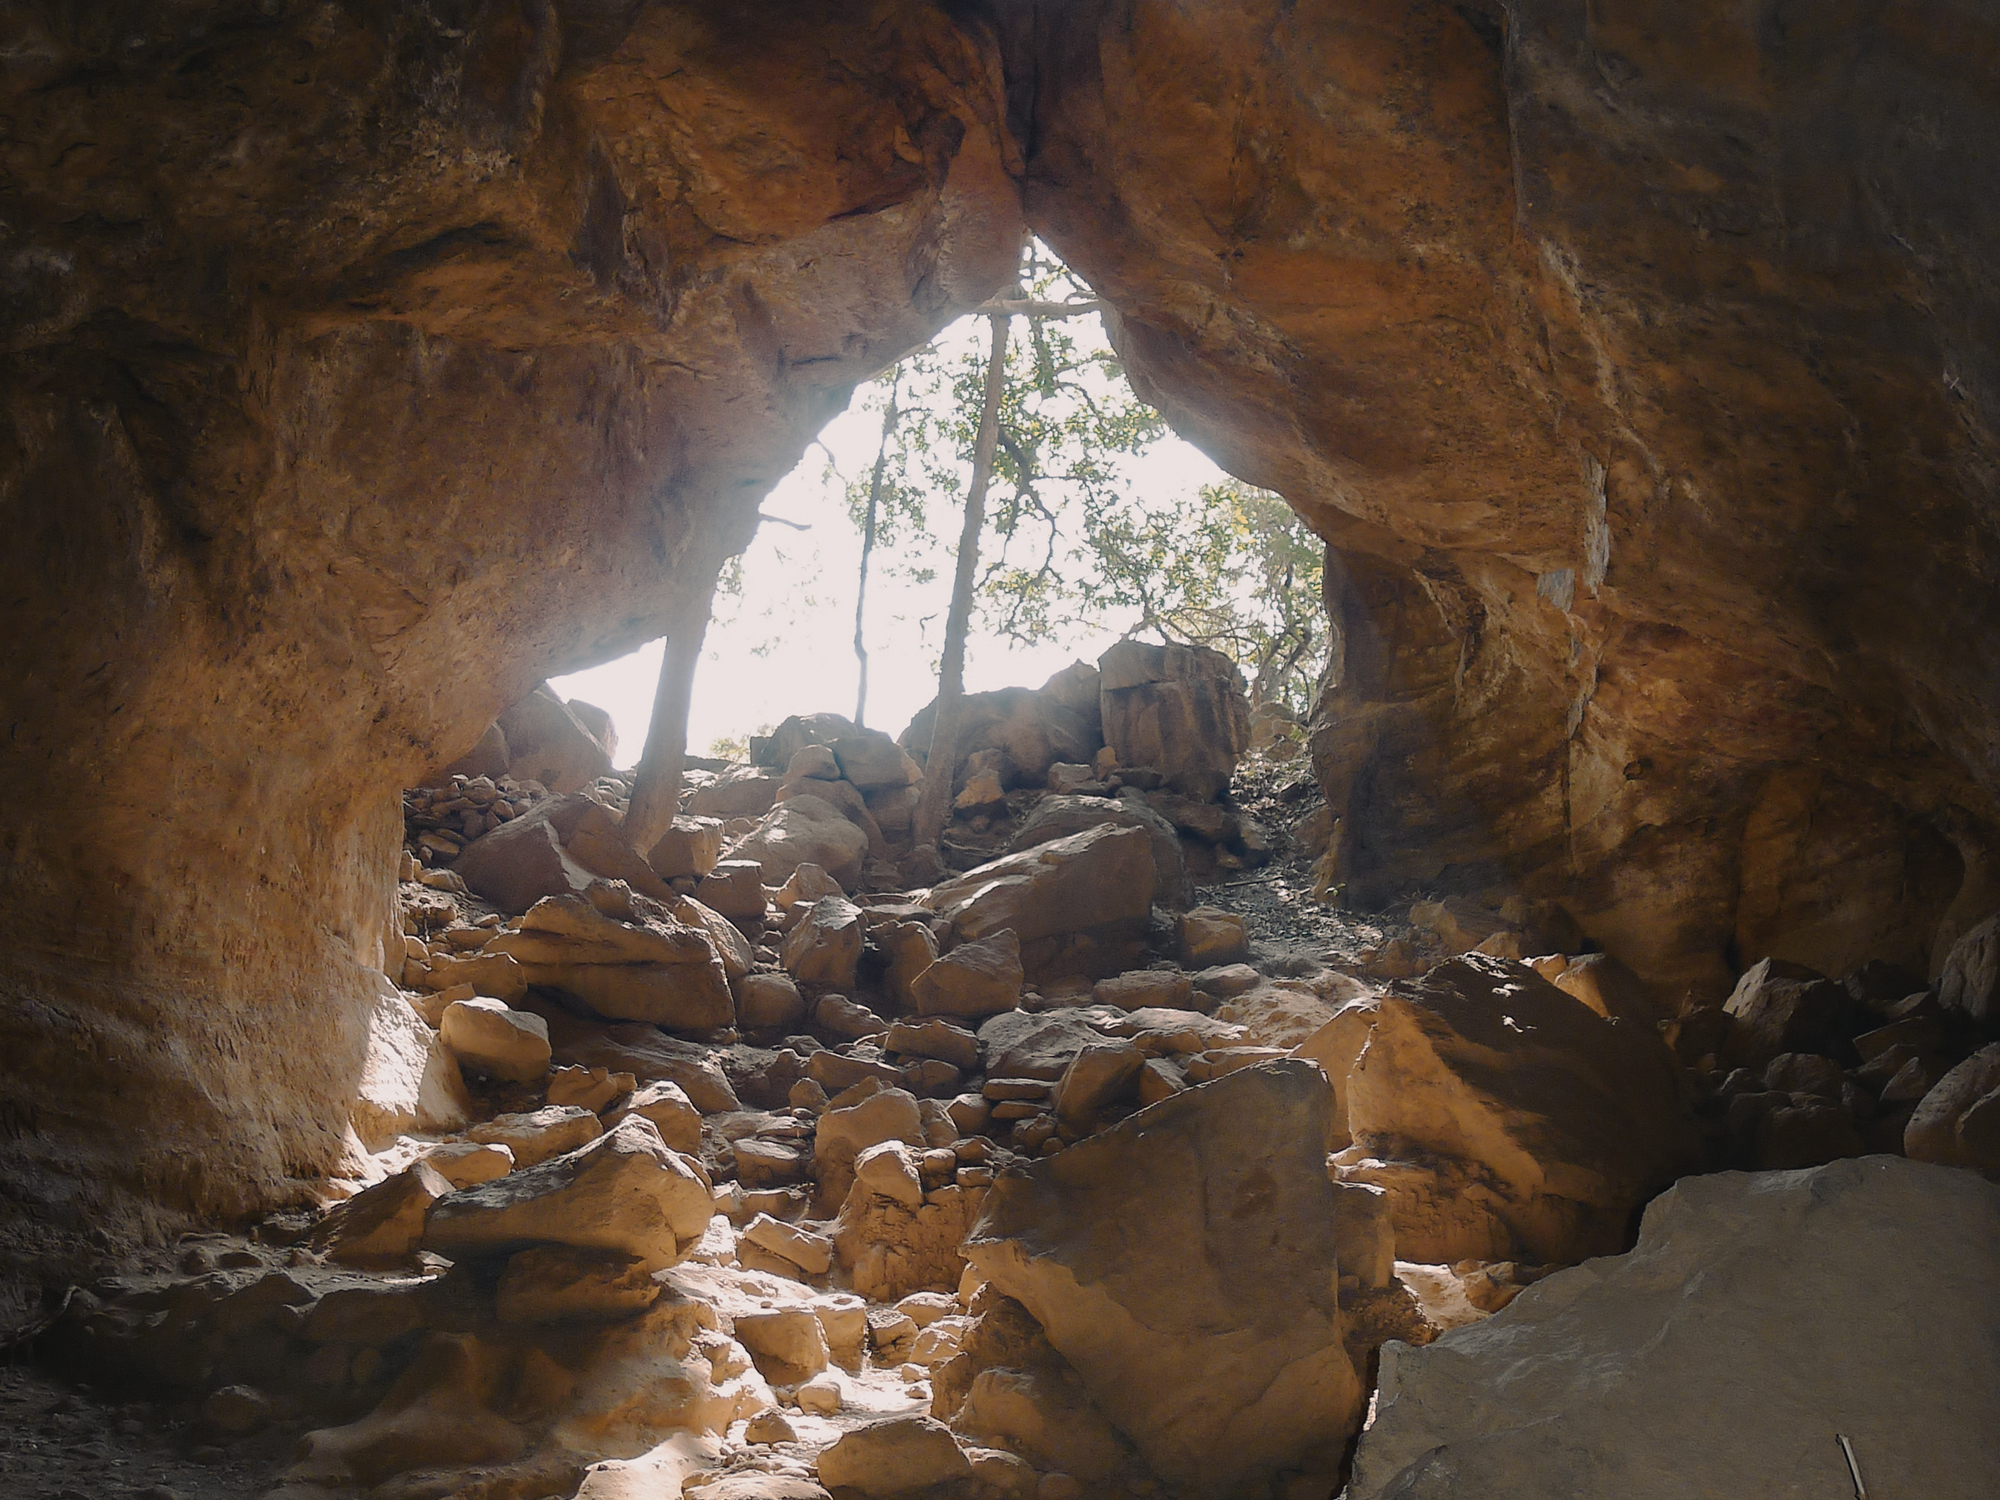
[1720,957,1862,1068]
[902,667,1104,787]
[424,1116,713,1271]
[922,824,1155,982]
[910,929,1025,1020]
[830,729,925,793]
[482,893,734,1032]
[1939,914,2000,1032]
[1904,1043,2000,1177]
[1340,956,1701,1263]
[964,1060,1363,1499]
[780,896,865,991]
[496,683,614,793]
[817,1415,971,1494]
[814,1087,924,1214]
[1096,641,1250,801]
[687,765,783,820]
[454,792,670,914]
[439,998,551,1084]
[352,981,470,1150]
[1008,794,1190,910]
[1348,1157,2000,1500]
[730,794,869,890]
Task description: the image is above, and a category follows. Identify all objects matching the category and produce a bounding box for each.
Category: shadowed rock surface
[1348,1157,2000,1499]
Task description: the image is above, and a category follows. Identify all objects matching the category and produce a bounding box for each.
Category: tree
[909,308,1011,853]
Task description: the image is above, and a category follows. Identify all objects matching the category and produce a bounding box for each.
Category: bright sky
[553,311,1232,769]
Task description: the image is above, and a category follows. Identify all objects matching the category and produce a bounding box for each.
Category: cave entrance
[553,239,1327,808]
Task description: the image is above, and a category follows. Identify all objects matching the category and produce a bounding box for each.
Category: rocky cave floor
[5,714,1994,1500]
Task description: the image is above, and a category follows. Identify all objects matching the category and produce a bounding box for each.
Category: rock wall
[0,0,1023,1272]
[1011,0,2000,1004]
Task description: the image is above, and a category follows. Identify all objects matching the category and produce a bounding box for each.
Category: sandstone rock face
[922,825,1156,981]
[965,1060,1363,1499]
[1341,957,1701,1262]
[1348,1158,2000,1499]
[0,1,1022,1242]
[426,1117,712,1271]
[1096,642,1251,801]
[1021,0,1999,1007]
[7,0,2000,1285]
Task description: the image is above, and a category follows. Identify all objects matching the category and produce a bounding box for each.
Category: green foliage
[842,242,1327,717]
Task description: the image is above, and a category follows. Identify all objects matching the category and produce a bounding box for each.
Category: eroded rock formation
[0,1,1022,1265]
[1013,0,2000,1003]
[4,2,1999,1440]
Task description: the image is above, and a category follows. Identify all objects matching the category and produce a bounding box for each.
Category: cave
[2,3,1997,1498]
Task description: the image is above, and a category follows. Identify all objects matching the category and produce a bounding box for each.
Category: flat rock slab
[1348,1157,2000,1500]
[965,1059,1362,1499]
[426,1116,712,1271]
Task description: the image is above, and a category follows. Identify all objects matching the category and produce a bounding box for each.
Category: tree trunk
[854,380,900,728]
[623,563,724,855]
[911,311,1010,852]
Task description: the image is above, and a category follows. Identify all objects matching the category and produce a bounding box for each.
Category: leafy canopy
[834,243,1328,717]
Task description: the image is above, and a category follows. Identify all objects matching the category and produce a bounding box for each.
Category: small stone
[699,859,770,919]
[495,1244,661,1324]
[885,1017,981,1071]
[1194,963,1261,998]
[910,929,1025,1019]
[1095,969,1195,1012]
[604,1079,703,1154]
[946,1093,992,1134]
[790,1077,831,1113]
[311,1162,454,1267]
[200,1385,268,1436]
[468,1104,603,1168]
[1052,1041,1146,1128]
[895,1291,958,1328]
[814,1293,869,1365]
[745,1408,798,1445]
[1179,906,1249,967]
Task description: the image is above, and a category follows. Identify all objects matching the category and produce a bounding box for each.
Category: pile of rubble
[29,655,2000,1500]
